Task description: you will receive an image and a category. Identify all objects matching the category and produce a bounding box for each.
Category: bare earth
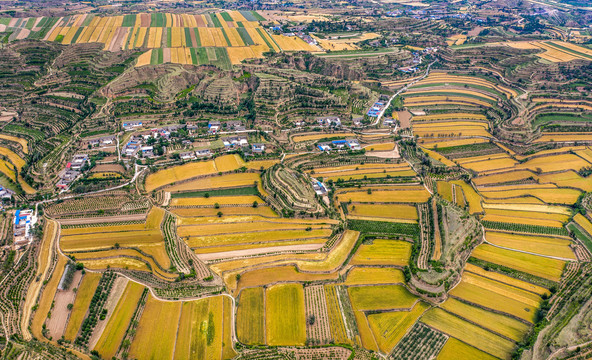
[47,271,83,340]
[398,110,412,129]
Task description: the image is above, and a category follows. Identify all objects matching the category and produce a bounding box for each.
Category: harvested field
[345,267,406,285]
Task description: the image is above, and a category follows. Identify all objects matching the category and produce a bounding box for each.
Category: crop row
[482,220,569,237]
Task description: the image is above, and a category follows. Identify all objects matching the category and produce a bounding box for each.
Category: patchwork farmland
[0,11,316,69]
[3,2,592,360]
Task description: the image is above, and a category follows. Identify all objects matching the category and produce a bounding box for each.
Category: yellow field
[292,132,354,142]
[437,338,498,360]
[145,160,217,191]
[457,157,517,173]
[178,220,328,237]
[265,283,306,346]
[93,281,145,360]
[421,138,489,149]
[0,134,28,154]
[337,187,430,203]
[233,265,337,295]
[437,181,453,202]
[128,294,181,359]
[173,295,232,359]
[517,153,592,173]
[464,263,550,296]
[348,203,417,221]
[441,298,530,341]
[480,186,581,205]
[348,285,417,311]
[420,308,516,359]
[345,267,406,285]
[539,170,592,192]
[367,301,430,353]
[482,202,571,215]
[474,170,535,186]
[574,213,592,236]
[535,132,592,143]
[450,180,483,214]
[471,244,565,282]
[450,273,540,322]
[414,72,518,98]
[350,239,412,266]
[364,142,395,151]
[413,113,487,121]
[64,273,102,341]
[0,159,16,181]
[186,228,330,248]
[406,88,496,102]
[214,153,243,172]
[406,96,492,108]
[172,206,276,218]
[272,34,318,51]
[0,146,25,169]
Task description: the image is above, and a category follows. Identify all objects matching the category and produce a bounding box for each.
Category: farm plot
[266,283,307,346]
[420,308,516,359]
[471,244,565,282]
[174,295,235,360]
[391,322,448,360]
[144,159,218,191]
[484,231,575,260]
[63,273,101,341]
[345,267,406,285]
[479,185,581,205]
[237,287,266,345]
[93,281,145,360]
[367,301,430,354]
[347,203,418,223]
[516,153,592,173]
[481,208,568,228]
[440,298,530,341]
[437,338,498,360]
[59,207,173,278]
[350,239,412,266]
[348,285,417,311]
[304,285,332,344]
[450,271,542,322]
[412,121,492,138]
[336,185,431,203]
[128,294,181,359]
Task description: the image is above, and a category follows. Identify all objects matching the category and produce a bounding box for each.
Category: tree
[217,211,223,217]
[252,201,258,208]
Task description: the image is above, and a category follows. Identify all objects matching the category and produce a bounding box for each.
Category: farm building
[316,116,342,128]
[180,151,196,160]
[123,120,143,131]
[13,209,33,246]
[69,154,88,171]
[252,144,266,154]
[312,181,328,195]
[0,187,14,200]
[346,138,361,150]
[208,121,221,133]
[195,149,212,158]
[222,136,249,148]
